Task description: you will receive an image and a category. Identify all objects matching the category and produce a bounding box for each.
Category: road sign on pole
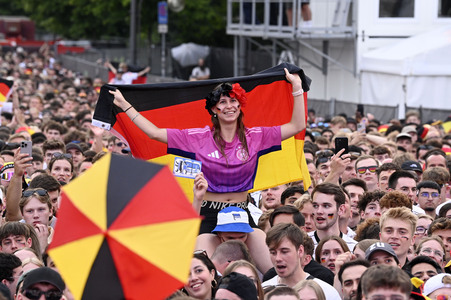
[158,2,168,77]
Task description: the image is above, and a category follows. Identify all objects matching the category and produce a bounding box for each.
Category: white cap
[423,273,451,296]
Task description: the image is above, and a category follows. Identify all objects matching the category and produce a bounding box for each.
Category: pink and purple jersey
[167,126,281,193]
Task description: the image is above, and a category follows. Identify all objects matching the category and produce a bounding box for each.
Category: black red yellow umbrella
[48,153,201,300]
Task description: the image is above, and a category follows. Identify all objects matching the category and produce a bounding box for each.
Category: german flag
[0,78,13,102]
[93,63,311,198]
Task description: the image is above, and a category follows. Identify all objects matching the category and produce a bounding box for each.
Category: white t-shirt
[121,72,139,84]
[263,273,341,300]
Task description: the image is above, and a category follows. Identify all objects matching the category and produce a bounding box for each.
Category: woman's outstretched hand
[109,89,129,110]
[284,68,302,91]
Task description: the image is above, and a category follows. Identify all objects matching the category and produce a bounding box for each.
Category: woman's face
[320,240,345,274]
[50,159,73,183]
[418,240,445,265]
[214,96,241,123]
[184,258,214,300]
[233,265,258,288]
[298,286,318,300]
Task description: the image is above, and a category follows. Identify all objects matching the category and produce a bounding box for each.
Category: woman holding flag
[109,68,305,274]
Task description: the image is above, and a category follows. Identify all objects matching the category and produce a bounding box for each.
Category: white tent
[360,26,451,118]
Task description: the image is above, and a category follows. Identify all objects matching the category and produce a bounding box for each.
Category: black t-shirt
[262,260,335,286]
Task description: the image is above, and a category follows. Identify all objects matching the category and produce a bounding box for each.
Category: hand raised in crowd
[284,68,303,91]
[193,172,208,214]
[13,148,33,178]
[324,148,351,185]
[334,251,356,274]
[349,131,366,145]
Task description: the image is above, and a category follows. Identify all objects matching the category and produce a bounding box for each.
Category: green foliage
[168,0,232,47]
[1,0,230,47]
[19,0,131,39]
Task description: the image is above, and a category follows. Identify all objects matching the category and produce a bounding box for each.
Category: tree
[4,0,230,47]
[19,0,131,39]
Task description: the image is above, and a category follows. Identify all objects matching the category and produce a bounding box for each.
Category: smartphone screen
[334,137,349,155]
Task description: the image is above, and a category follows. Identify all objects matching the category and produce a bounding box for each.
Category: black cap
[21,267,65,292]
[217,272,258,300]
[401,160,423,173]
[365,242,399,264]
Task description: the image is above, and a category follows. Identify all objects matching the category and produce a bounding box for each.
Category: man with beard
[342,178,367,229]
[416,181,441,219]
[337,259,370,300]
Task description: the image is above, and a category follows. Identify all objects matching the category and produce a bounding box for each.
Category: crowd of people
[0,45,450,300]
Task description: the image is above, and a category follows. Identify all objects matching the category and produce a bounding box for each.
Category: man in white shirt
[262,223,341,299]
[308,183,357,251]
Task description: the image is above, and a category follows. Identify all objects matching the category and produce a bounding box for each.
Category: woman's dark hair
[182,253,219,298]
[438,202,451,218]
[48,155,74,174]
[206,83,249,163]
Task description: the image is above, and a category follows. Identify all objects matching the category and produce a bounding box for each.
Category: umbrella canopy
[48,153,201,300]
[171,43,210,67]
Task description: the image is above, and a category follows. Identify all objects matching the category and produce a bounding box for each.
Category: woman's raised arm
[280,68,306,141]
[109,89,168,144]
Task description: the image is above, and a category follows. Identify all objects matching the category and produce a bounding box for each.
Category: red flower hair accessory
[228,83,247,108]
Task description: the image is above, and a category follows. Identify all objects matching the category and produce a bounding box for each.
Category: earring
[211,279,217,288]
[213,114,217,118]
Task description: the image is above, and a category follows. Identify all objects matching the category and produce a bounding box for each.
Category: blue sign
[158,2,168,25]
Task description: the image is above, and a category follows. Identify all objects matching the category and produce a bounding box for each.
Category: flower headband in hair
[205,83,247,115]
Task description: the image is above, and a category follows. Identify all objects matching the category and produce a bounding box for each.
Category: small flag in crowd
[0,78,13,102]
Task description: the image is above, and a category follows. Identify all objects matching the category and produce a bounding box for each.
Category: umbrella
[48,153,201,300]
[171,43,210,67]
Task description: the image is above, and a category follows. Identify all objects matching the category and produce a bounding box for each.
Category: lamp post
[129,0,137,65]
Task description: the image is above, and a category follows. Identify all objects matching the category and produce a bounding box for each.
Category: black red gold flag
[93,63,312,195]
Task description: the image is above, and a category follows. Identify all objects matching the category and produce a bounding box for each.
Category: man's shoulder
[262,275,278,287]
[311,277,341,299]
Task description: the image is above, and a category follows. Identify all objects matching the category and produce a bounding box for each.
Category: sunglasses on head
[317,157,331,165]
[23,289,63,300]
[53,153,72,159]
[0,172,14,181]
[22,188,48,197]
[315,150,334,158]
[193,249,208,257]
[356,166,378,174]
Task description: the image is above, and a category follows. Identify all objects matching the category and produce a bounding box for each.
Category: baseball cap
[401,161,423,173]
[423,273,451,296]
[365,242,399,264]
[65,142,83,153]
[212,207,254,233]
[402,125,417,134]
[396,132,412,140]
[217,272,258,300]
[21,267,66,292]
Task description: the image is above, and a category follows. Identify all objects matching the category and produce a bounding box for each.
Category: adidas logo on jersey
[208,150,220,159]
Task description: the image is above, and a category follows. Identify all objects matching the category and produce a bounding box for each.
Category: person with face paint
[109,68,306,275]
[308,183,357,252]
